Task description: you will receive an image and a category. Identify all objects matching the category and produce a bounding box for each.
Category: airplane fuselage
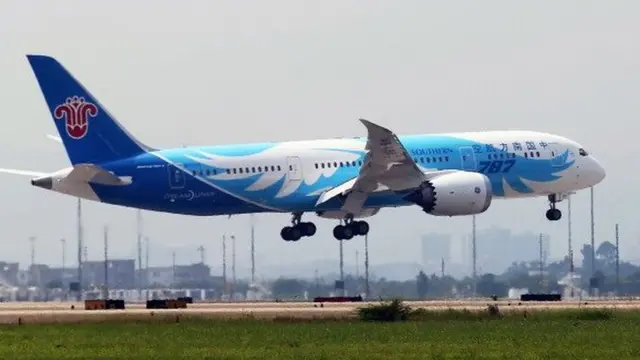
[72,130,603,217]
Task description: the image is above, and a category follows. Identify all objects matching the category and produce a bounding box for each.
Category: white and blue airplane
[0,55,606,241]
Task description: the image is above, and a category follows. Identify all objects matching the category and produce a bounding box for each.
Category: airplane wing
[316,118,433,214]
[0,168,47,177]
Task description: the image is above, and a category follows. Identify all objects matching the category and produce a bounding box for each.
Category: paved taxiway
[0,300,639,324]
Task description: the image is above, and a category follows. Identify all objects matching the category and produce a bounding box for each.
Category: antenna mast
[77,198,83,300]
[250,215,256,283]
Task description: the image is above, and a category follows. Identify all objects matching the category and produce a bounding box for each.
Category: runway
[0,299,638,324]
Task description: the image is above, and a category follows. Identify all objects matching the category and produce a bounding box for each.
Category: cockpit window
[578,148,588,156]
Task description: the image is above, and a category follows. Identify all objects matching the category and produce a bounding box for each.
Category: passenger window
[289,165,293,171]
[233,169,237,174]
[445,156,449,161]
[340,162,344,167]
[536,151,540,157]
[226,169,231,174]
[524,153,528,158]
[252,167,256,173]
[258,166,262,172]
[245,167,249,173]
[333,162,337,168]
[271,166,275,171]
[352,161,356,166]
[239,168,243,173]
[277,165,281,171]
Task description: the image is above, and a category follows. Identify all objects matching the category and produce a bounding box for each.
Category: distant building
[475,227,551,274]
[83,259,136,289]
[0,262,19,286]
[146,263,212,287]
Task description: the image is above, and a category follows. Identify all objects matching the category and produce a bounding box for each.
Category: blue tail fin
[26,55,152,165]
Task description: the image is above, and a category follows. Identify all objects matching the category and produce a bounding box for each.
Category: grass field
[1,309,639,359]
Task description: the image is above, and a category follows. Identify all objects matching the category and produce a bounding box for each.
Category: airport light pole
[339,220,345,297]
[145,236,150,300]
[136,209,143,301]
[60,238,66,287]
[590,186,595,296]
[364,233,370,299]
[77,198,83,300]
[615,223,620,296]
[250,214,256,283]
[472,215,477,297]
[29,236,36,287]
[103,225,109,299]
[231,235,236,297]
[172,250,176,287]
[222,235,227,298]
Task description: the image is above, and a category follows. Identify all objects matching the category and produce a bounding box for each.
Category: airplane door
[168,163,186,189]
[286,156,303,181]
[459,147,477,171]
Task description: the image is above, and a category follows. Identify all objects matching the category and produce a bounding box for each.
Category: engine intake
[407,171,493,216]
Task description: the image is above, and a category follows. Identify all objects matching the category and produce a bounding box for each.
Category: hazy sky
[0,1,638,274]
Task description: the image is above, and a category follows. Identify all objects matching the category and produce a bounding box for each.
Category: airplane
[0,55,606,242]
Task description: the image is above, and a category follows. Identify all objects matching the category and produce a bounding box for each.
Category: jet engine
[406,171,493,216]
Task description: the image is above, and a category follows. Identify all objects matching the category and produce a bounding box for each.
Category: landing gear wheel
[333,225,354,240]
[282,213,316,241]
[546,208,562,221]
[546,194,562,221]
[280,226,302,241]
[352,221,369,236]
[299,222,317,237]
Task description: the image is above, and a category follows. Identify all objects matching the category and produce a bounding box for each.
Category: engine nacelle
[316,208,380,219]
[410,171,492,216]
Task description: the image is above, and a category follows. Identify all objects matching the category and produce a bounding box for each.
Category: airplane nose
[590,158,606,184]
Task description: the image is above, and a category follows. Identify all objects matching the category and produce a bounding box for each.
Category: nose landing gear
[546,194,562,221]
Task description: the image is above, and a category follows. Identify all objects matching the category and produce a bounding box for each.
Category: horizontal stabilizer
[67,164,131,186]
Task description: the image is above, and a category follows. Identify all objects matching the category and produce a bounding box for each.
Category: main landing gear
[279,213,370,241]
[333,218,369,241]
[280,212,316,242]
[546,194,562,221]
